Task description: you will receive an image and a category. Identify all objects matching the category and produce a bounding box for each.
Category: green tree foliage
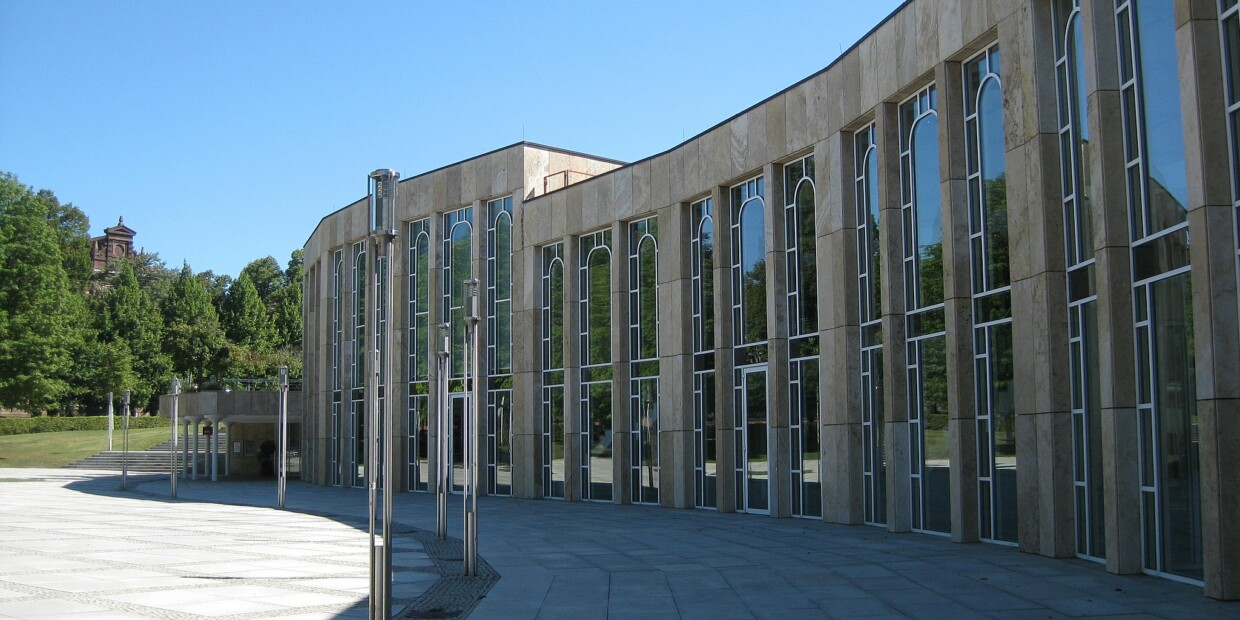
[221,272,275,353]
[0,174,77,412]
[96,262,172,409]
[162,264,227,384]
[36,190,93,290]
[242,256,283,305]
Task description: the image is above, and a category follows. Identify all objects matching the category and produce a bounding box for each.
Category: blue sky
[2,1,903,277]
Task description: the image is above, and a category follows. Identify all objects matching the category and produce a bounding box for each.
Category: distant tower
[90,216,138,271]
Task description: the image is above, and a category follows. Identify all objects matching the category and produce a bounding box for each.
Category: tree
[36,189,93,290]
[241,256,283,307]
[162,264,227,384]
[221,272,274,353]
[96,262,172,410]
[272,281,302,348]
[0,173,77,412]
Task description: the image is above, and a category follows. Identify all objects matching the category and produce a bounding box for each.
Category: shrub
[0,415,169,436]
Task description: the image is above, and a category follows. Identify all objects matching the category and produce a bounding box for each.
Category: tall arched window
[351,241,367,488]
[407,219,430,492]
[487,196,514,496]
[542,243,566,499]
[1054,0,1104,561]
[901,85,950,535]
[441,207,473,492]
[629,217,659,504]
[691,198,717,509]
[785,156,821,519]
[730,176,769,514]
[855,123,886,526]
[965,45,1016,544]
[1116,0,1199,581]
[580,230,613,501]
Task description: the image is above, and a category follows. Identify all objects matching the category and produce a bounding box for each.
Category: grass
[0,427,172,468]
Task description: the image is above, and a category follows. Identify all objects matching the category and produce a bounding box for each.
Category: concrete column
[1082,0,1142,576]
[1176,0,1240,599]
[712,184,737,513]
[764,162,792,519]
[563,233,582,502]
[471,198,488,498]
[876,102,911,533]
[612,219,631,505]
[192,419,200,480]
[181,420,190,479]
[223,422,230,478]
[660,201,695,509]
[208,417,219,482]
[511,193,541,499]
[1003,3,1076,557]
[937,59,979,544]
[820,130,864,525]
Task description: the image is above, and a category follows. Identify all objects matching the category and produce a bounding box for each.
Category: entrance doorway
[740,368,768,514]
[449,392,469,492]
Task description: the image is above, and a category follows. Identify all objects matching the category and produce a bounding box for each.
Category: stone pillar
[1004,2,1076,557]
[471,199,488,498]
[820,132,864,525]
[660,202,695,509]
[1176,0,1240,599]
[563,233,582,502]
[511,193,541,500]
[937,60,979,544]
[191,419,200,481]
[209,417,219,482]
[181,419,190,479]
[876,102,911,533]
[712,184,737,513]
[1082,0,1142,576]
[612,219,632,505]
[765,162,792,519]
[223,421,230,478]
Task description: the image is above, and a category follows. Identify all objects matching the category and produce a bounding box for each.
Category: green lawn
[0,427,172,468]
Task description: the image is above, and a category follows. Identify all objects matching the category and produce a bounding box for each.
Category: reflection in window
[691,198,717,509]
[407,219,430,492]
[331,250,343,487]
[732,177,767,352]
[965,46,1017,544]
[487,196,514,496]
[351,241,367,488]
[901,85,951,534]
[730,176,769,514]
[443,208,473,381]
[1223,0,1240,360]
[785,156,821,518]
[855,123,886,525]
[542,243,566,499]
[629,217,659,504]
[1054,0,1105,561]
[1117,0,1200,581]
[580,230,614,501]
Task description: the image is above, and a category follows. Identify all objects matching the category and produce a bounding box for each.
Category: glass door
[450,392,469,492]
[741,368,769,514]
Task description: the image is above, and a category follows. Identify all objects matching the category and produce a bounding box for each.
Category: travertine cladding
[301,0,1240,600]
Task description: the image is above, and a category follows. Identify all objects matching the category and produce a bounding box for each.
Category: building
[90,216,139,271]
[301,0,1240,598]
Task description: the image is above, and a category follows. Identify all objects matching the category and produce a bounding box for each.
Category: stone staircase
[66,431,229,473]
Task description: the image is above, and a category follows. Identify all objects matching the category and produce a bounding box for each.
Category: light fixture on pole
[170,378,180,499]
[436,322,450,540]
[367,168,399,620]
[463,278,480,577]
[120,390,131,491]
[277,366,289,509]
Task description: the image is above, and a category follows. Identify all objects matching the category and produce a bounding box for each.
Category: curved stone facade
[302,0,1240,598]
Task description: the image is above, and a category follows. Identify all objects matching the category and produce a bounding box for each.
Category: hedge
[0,416,170,436]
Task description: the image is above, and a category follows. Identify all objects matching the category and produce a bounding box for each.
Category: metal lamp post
[436,323,450,540]
[463,279,481,577]
[107,392,114,451]
[170,378,180,498]
[277,366,289,509]
[366,168,398,620]
[120,390,131,491]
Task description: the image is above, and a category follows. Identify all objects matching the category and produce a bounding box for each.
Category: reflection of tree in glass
[985,175,1009,290]
[637,237,657,360]
[701,223,714,348]
[796,185,818,335]
[921,338,949,433]
[918,243,944,307]
[586,249,610,366]
[742,259,767,344]
[548,261,564,369]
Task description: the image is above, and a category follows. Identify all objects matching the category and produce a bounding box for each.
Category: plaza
[1,469,1237,619]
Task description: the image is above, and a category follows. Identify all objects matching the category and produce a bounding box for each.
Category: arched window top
[546,256,563,277]
[587,244,612,266]
[451,219,472,241]
[698,214,714,241]
[493,209,512,229]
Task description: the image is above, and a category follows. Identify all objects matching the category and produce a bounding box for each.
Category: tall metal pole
[436,323,450,540]
[107,392,114,451]
[366,168,398,620]
[170,378,180,498]
[277,366,289,509]
[120,390,131,491]
[464,278,480,577]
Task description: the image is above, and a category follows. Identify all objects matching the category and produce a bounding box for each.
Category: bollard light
[170,378,180,499]
[277,366,289,509]
[121,390,131,491]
